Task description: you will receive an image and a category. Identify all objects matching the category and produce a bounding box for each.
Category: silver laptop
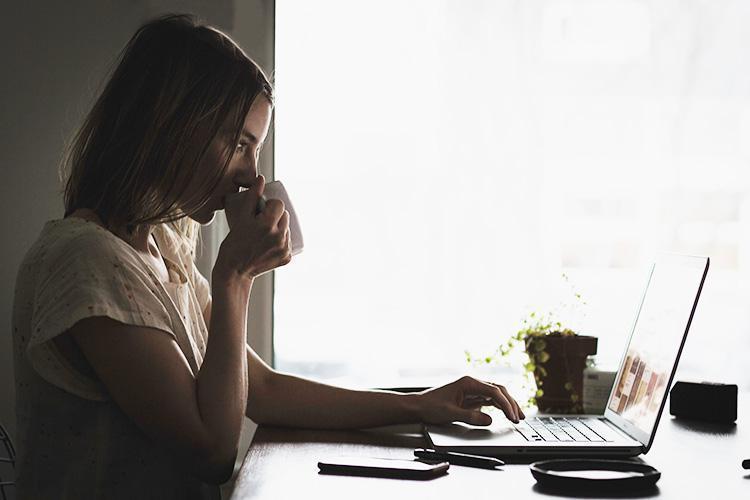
[425,254,710,458]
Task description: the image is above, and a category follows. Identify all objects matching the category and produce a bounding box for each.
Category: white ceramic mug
[225,180,304,256]
[261,180,304,255]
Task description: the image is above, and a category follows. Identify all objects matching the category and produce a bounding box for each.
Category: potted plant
[514,312,596,413]
[466,276,597,413]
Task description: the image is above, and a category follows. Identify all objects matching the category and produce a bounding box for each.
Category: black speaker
[669,381,737,424]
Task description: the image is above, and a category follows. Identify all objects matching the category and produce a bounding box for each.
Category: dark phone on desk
[318,456,449,480]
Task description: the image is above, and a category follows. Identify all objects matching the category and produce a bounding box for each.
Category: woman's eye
[235,142,248,154]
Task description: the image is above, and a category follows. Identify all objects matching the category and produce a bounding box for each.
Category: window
[274,0,750,390]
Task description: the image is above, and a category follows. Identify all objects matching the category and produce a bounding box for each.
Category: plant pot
[525,334,598,414]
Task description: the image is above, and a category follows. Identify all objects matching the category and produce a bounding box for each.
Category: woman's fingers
[460,396,488,410]
[454,408,493,426]
[224,175,266,230]
[459,376,519,423]
[491,382,525,420]
[457,379,524,421]
[418,377,525,427]
[279,225,292,266]
[277,210,290,233]
[262,198,286,224]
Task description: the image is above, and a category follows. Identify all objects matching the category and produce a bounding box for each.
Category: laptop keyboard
[513,417,618,442]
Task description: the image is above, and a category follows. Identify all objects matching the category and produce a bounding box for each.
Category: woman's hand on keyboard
[416,376,525,426]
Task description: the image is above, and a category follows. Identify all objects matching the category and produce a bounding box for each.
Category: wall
[0,0,275,473]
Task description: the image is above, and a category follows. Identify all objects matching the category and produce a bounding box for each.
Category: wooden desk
[231,394,749,499]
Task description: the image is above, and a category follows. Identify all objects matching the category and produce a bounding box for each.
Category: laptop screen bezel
[602,255,710,452]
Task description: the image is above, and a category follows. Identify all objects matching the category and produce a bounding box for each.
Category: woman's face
[188,95,273,224]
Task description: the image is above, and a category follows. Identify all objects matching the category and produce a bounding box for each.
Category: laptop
[425,254,710,458]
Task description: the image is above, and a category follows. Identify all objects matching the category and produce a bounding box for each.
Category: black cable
[0,422,15,499]
[0,424,14,464]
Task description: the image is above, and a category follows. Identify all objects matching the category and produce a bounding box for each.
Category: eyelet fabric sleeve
[25,221,176,401]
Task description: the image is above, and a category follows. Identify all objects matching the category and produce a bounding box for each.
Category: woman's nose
[234,163,259,188]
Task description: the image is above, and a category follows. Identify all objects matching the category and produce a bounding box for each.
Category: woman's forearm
[248,370,422,429]
[195,273,251,470]
[247,370,525,431]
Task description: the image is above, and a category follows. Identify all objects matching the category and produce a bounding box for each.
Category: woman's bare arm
[203,298,523,429]
[70,274,252,484]
[71,179,290,484]
[243,344,523,429]
[242,344,418,428]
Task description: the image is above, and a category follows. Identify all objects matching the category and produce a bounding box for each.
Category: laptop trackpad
[426,422,521,446]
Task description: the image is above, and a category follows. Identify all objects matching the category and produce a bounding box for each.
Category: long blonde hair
[62,14,274,253]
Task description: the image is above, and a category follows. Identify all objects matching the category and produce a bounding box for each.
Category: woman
[11,14,523,499]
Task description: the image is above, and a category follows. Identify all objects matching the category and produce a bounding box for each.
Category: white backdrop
[273,0,750,390]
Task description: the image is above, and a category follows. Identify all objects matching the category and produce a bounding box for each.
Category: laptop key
[522,418,565,442]
[535,429,556,441]
[555,421,589,442]
[578,418,619,442]
[564,419,605,442]
[514,423,543,441]
[547,426,574,442]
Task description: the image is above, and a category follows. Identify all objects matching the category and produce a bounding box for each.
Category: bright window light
[274,1,750,389]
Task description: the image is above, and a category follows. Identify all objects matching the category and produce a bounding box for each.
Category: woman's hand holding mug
[217,175,292,280]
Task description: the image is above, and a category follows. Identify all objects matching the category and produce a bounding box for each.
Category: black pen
[414,448,505,469]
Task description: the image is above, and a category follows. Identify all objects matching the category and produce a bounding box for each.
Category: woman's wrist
[211,260,254,292]
[399,391,426,423]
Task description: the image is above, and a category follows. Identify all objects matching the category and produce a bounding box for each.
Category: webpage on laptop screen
[608,257,705,434]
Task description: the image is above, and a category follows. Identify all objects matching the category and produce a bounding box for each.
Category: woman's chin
[189,209,216,225]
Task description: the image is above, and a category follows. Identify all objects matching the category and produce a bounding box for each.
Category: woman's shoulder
[32,217,129,262]
[20,217,148,288]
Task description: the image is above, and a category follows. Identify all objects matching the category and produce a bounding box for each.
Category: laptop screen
[606,255,708,444]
